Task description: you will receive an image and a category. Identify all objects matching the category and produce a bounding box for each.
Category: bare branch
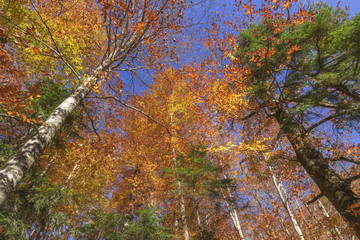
[81,103,101,142]
[87,95,171,136]
[329,156,360,165]
[29,1,82,82]
[0,13,82,83]
[306,193,324,205]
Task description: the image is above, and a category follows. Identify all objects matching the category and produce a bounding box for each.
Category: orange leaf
[32,47,40,55]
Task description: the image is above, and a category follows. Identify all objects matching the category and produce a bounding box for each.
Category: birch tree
[0,0,186,205]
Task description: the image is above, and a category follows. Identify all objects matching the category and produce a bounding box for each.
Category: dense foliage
[1,0,360,239]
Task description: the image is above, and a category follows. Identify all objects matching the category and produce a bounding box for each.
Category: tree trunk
[194,199,203,239]
[301,197,335,240]
[269,166,306,240]
[172,152,190,240]
[277,209,292,239]
[317,201,345,240]
[0,75,97,205]
[252,189,274,238]
[63,158,81,188]
[274,109,360,237]
[220,175,245,240]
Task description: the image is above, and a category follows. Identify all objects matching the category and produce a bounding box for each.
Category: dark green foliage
[121,208,175,240]
[27,79,85,145]
[0,168,75,239]
[74,211,126,240]
[0,143,16,163]
[25,79,74,119]
[236,3,360,132]
[74,208,174,240]
[163,145,237,201]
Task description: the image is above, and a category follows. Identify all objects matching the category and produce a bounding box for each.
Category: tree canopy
[1,0,360,239]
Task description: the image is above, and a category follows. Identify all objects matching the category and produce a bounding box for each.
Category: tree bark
[220,177,245,240]
[317,201,345,240]
[274,108,360,237]
[0,75,97,205]
[269,166,306,240]
[172,153,190,240]
[194,199,204,240]
[170,111,190,240]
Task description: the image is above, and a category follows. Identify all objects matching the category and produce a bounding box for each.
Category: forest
[1,0,360,239]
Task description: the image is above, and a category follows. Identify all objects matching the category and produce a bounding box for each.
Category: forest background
[1,0,360,239]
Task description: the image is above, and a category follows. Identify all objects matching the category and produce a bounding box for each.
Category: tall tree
[0,0,186,205]
[232,2,360,236]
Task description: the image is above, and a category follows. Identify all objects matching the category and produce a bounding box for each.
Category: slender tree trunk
[278,209,292,239]
[317,201,345,240]
[274,109,360,237]
[63,158,81,188]
[295,198,311,236]
[252,189,274,238]
[191,187,204,239]
[269,166,305,240]
[220,173,245,240]
[0,74,98,205]
[194,200,203,239]
[170,111,190,240]
[172,152,189,240]
[301,197,334,240]
[269,191,293,239]
[41,157,55,175]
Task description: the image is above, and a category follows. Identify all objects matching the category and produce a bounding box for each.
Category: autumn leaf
[32,46,40,55]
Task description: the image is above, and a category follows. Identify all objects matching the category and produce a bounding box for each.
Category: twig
[0,11,82,83]
[29,1,82,82]
[88,96,172,136]
[329,156,360,165]
[81,103,101,142]
[0,113,39,130]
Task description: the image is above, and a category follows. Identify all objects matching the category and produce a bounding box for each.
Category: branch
[0,11,82,83]
[241,111,257,121]
[0,113,39,130]
[87,96,171,136]
[81,103,101,142]
[306,114,338,133]
[345,175,360,184]
[329,156,360,165]
[306,193,324,205]
[29,1,82,82]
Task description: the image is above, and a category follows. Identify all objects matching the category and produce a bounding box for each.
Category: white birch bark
[302,197,334,240]
[170,112,189,240]
[269,166,305,240]
[317,201,345,240]
[41,157,55,175]
[62,158,81,188]
[195,201,203,239]
[269,191,292,239]
[278,211,292,238]
[220,174,245,240]
[172,151,189,240]
[0,0,178,207]
[0,75,98,205]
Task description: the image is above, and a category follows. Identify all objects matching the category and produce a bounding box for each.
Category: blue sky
[326,0,360,15]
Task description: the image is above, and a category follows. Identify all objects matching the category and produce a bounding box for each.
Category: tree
[232,2,360,236]
[3,0,360,238]
[74,208,174,240]
[0,0,186,205]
